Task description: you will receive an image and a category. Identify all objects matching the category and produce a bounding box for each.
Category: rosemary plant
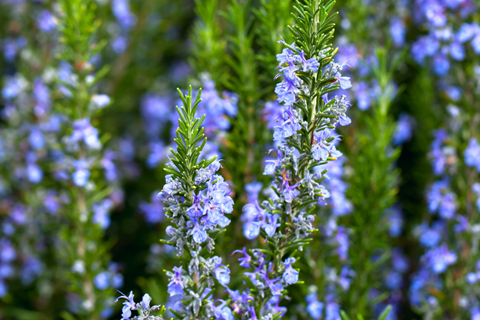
[55,0,119,318]
[229,0,353,318]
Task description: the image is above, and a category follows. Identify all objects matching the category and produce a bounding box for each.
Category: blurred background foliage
[1,0,479,319]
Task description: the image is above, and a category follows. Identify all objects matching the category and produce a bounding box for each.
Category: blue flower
[214,257,231,286]
[422,244,457,274]
[70,118,101,149]
[91,94,111,109]
[72,159,92,187]
[213,300,234,320]
[232,247,252,268]
[390,17,406,46]
[325,295,341,320]
[37,10,57,33]
[92,199,113,229]
[433,54,450,76]
[115,291,135,319]
[282,257,299,285]
[282,180,300,203]
[94,271,110,290]
[29,126,45,150]
[264,149,282,175]
[0,238,16,262]
[456,23,479,43]
[167,266,186,297]
[2,76,24,99]
[355,82,371,110]
[139,192,163,224]
[275,66,302,106]
[111,0,136,30]
[263,213,281,237]
[300,51,319,72]
[188,219,208,244]
[243,222,261,239]
[393,114,415,146]
[464,139,480,171]
[306,294,324,319]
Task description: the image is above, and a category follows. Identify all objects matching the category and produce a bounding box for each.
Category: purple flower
[325,295,341,320]
[112,35,128,54]
[245,182,263,203]
[386,206,404,237]
[393,114,415,146]
[139,192,163,224]
[188,220,208,244]
[282,180,300,203]
[72,159,92,187]
[213,300,234,320]
[91,94,111,109]
[244,222,261,239]
[390,18,406,46]
[115,291,135,319]
[385,271,403,291]
[417,222,443,247]
[473,183,480,211]
[449,41,465,60]
[101,150,117,181]
[300,52,320,72]
[2,76,24,99]
[37,10,57,33]
[471,307,480,320]
[10,205,26,225]
[92,199,113,229]
[456,23,479,43]
[167,266,186,297]
[464,139,480,171]
[262,101,283,130]
[263,213,281,237]
[276,47,296,66]
[275,66,302,106]
[355,82,371,110]
[306,294,324,319]
[111,0,137,30]
[267,278,284,296]
[422,244,457,273]
[0,238,16,262]
[232,247,252,268]
[94,271,110,290]
[427,180,456,219]
[27,163,43,184]
[333,227,349,261]
[336,45,359,69]
[70,118,101,149]
[214,258,231,286]
[282,257,299,284]
[433,54,450,76]
[264,150,282,175]
[147,142,165,168]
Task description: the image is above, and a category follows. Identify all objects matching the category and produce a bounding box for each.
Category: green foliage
[342,46,404,318]
[190,0,227,85]
[341,305,393,320]
[166,86,217,193]
[254,0,294,81]
[56,0,115,319]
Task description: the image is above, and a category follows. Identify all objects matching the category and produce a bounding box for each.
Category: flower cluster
[228,2,353,318]
[116,291,166,320]
[110,0,136,53]
[141,77,237,169]
[160,159,233,252]
[412,0,477,75]
[155,87,234,318]
[0,3,60,302]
